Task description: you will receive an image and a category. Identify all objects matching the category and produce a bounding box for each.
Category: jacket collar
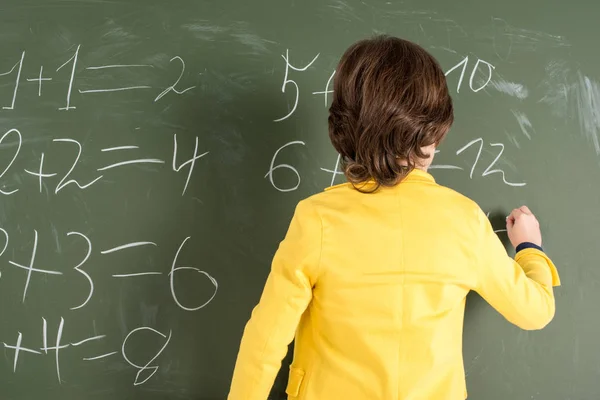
[403,168,436,183]
[325,168,435,191]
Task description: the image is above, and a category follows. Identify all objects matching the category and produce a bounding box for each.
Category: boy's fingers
[510,209,523,220]
[519,205,532,215]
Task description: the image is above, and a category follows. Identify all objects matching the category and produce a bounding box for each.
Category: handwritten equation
[272,49,496,123]
[4,318,172,386]
[266,49,527,191]
[266,136,526,193]
[0,129,207,196]
[0,46,196,111]
[0,228,217,310]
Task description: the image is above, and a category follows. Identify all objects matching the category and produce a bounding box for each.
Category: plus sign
[3,332,41,372]
[27,66,52,96]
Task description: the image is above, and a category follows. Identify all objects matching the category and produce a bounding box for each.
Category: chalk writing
[445,56,495,93]
[83,351,118,361]
[97,143,164,171]
[154,56,195,102]
[3,332,41,373]
[265,140,306,192]
[81,63,154,93]
[430,139,525,187]
[0,128,22,195]
[313,70,336,106]
[2,317,169,385]
[486,211,509,234]
[172,134,209,196]
[0,47,204,110]
[122,326,173,385]
[456,138,526,187]
[274,49,320,121]
[428,163,464,170]
[54,138,104,193]
[67,232,94,310]
[101,145,139,152]
[1,227,220,312]
[8,230,63,303]
[321,154,344,187]
[170,236,218,311]
[0,228,8,258]
[56,45,80,111]
[100,241,157,254]
[0,128,215,195]
[102,239,163,277]
[86,64,154,70]
[0,51,25,110]
[429,149,464,171]
[113,272,163,278]
[41,317,69,383]
[25,152,58,193]
[71,335,106,346]
[26,66,52,97]
[79,85,152,94]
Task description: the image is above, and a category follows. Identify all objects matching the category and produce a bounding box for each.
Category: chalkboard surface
[0,0,597,399]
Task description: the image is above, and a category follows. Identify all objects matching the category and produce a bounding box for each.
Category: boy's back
[299,169,480,398]
[229,169,558,399]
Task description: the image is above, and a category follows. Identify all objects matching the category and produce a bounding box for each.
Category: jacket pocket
[285,367,305,398]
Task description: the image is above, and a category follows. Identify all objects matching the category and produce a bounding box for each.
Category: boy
[229,35,560,399]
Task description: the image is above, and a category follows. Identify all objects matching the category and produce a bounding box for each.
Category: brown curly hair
[328,35,454,190]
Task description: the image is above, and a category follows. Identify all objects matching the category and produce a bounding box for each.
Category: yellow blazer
[228,169,560,400]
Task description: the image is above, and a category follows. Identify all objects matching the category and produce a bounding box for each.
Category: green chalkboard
[0,0,596,399]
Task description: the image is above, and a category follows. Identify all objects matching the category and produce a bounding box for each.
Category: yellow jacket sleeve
[474,209,561,330]
[228,199,322,399]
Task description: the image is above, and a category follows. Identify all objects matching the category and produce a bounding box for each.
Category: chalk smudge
[489,79,529,99]
[511,110,534,140]
[538,60,600,155]
[181,21,275,55]
[574,73,600,155]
